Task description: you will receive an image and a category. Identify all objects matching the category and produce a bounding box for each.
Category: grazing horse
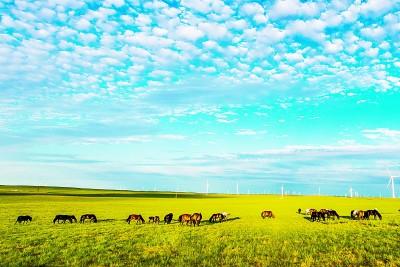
[149,216,160,224]
[311,211,324,222]
[126,214,145,224]
[209,213,223,223]
[221,212,229,221]
[15,215,32,224]
[190,213,202,226]
[261,210,275,219]
[53,215,77,224]
[80,214,97,223]
[178,214,192,225]
[306,208,317,215]
[298,208,302,214]
[326,209,340,220]
[365,209,382,220]
[164,213,173,224]
[351,210,365,220]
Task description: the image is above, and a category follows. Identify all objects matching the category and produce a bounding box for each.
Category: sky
[0,0,400,196]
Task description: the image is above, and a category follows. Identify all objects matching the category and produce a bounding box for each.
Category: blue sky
[1,0,400,196]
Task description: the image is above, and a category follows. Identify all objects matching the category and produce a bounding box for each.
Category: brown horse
[178,214,191,225]
[127,214,145,224]
[261,210,275,219]
[15,215,32,224]
[149,216,160,224]
[164,213,173,224]
[351,210,365,220]
[190,213,202,226]
[209,213,224,223]
[53,215,77,224]
[80,214,97,223]
[306,208,317,215]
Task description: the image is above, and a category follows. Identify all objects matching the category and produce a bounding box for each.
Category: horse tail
[271,212,275,218]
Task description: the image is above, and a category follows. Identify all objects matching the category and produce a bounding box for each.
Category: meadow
[0,185,399,267]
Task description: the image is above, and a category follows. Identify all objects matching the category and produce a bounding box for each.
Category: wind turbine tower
[386,169,399,198]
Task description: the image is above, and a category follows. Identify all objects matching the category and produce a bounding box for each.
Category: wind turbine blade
[387,177,392,188]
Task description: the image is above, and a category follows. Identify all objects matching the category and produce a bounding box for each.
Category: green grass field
[1,185,399,266]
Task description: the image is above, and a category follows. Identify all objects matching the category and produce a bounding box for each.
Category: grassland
[0,185,399,266]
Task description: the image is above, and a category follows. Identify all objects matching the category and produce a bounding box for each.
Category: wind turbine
[386,169,399,198]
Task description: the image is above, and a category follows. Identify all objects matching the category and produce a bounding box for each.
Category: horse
[261,210,275,219]
[149,216,160,224]
[164,213,173,224]
[15,215,32,224]
[305,208,317,215]
[80,214,97,223]
[126,214,145,224]
[221,212,229,221]
[351,210,365,220]
[178,214,191,225]
[298,208,302,214]
[209,213,223,223]
[190,213,202,226]
[310,211,324,222]
[53,215,77,224]
[326,209,340,220]
[365,209,382,220]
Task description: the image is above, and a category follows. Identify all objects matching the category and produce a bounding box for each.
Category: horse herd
[299,208,382,222]
[14,208,383,225]
[15,212,230,226]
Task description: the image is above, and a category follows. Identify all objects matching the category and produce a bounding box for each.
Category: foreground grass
[0,186,399,266]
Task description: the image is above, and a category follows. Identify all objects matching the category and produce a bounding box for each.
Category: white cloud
[236,129,266,136]
[359,0,394,17]
[199,22,229,40]
[286,19,326,42]
[104,0,125,8]
[270,0,321,19]
[75,18,91,30]
[360,26,386,40]
[325,39,343,53]
[240,2,264,16]
[175,25,204,41]
[363,128,400,140]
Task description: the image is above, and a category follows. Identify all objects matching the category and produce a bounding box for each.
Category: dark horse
[164,213,173,224]
[326,209,340,220]
[209,213,224,223]
[80,214,97,223]
[261,210,275,219]
[190,213,202,226]
[311,211,325,222]
[126,214,145,224]
[149,216,160,224]
[15,215,32,224]
[53,215,77,224]
[178,214,192,225]
[365,209,382,220]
